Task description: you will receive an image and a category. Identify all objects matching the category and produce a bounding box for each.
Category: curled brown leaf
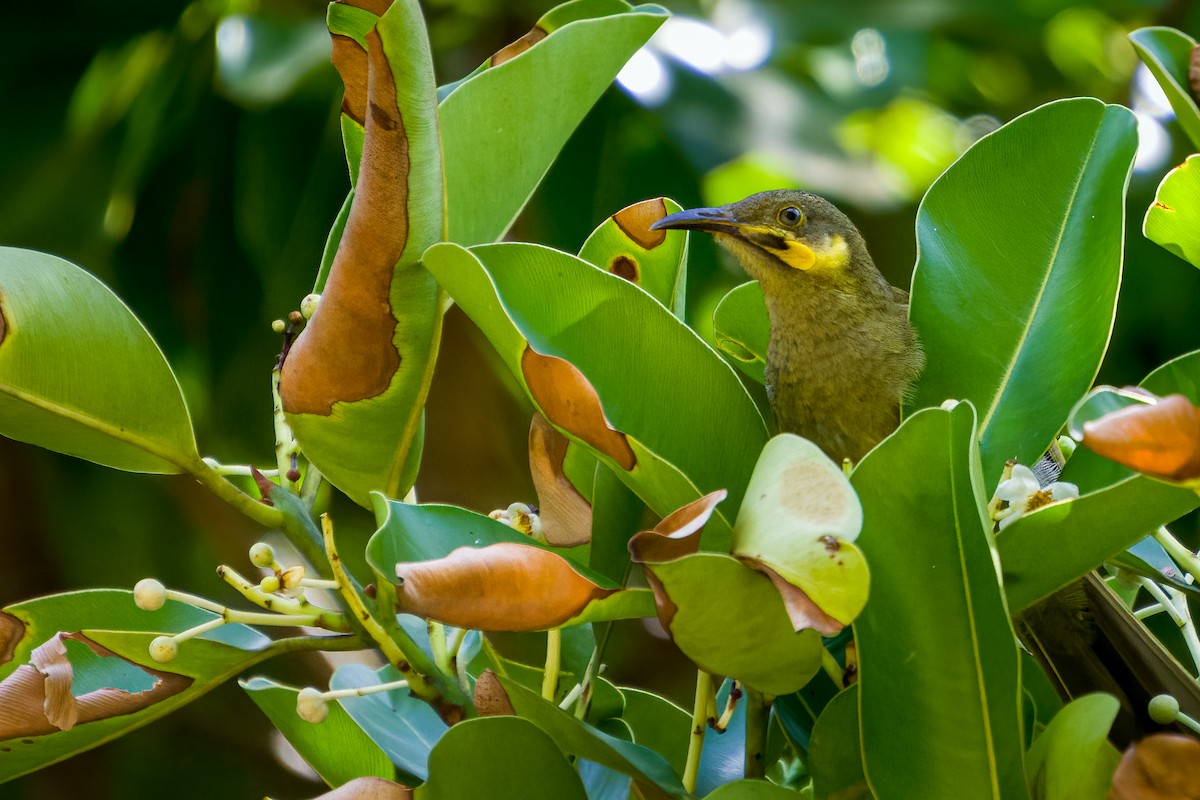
[491,27,548,66]
[1108,733,1200,799]
[528,413,592,547]
[306,776,414,800]
[1081,393,1200,482]
[612,198,669,250]
[395,542,614,631]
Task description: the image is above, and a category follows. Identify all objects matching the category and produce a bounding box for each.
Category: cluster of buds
[131,542,349,664]
[489,502,544,542]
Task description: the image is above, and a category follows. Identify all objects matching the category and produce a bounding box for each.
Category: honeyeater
[652,190,924,462]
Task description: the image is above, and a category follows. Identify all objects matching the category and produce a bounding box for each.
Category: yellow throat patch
[764,234,849,272]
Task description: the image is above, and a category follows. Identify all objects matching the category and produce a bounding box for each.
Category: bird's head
[650,190,872,291]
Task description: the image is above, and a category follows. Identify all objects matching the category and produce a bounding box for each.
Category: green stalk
[683,671,713,794]
[542,628,562,701]
[744,689,770,779]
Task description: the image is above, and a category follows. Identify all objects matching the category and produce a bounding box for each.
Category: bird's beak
[649,206,740,235]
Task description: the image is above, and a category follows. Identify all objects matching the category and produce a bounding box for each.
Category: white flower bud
[280,565,306,590]
[134,579,168,612]
[296,687,329,723]
[149,636,178,663]
[249,542,276,569]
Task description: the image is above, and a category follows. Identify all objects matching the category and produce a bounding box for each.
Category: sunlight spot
[617,47,671,107]
[1134,112,1172,174]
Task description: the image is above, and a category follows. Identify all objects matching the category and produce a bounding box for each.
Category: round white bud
[249,542,276,569]
[271,319,287,334]
[299,294,321,320]
[296,687,329,723]
[134,579,168,612]
[260,575,282,594]
[1149,694,1180,724]
[149,636,178,663]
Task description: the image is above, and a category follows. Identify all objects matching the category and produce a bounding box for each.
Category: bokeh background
[4,0,1200,796]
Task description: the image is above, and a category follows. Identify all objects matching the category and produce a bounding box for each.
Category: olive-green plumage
[653,190,924,461]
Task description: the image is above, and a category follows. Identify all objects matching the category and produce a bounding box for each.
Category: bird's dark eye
[778,206,803,226]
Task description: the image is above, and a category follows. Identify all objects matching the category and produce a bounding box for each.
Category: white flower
[992,463,1079,531]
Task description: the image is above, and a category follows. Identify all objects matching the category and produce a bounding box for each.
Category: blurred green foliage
[5,0,1200,795]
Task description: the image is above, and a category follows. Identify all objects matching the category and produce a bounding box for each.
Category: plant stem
[271,367,299,493]
[1153,526,1200,583]
[429,621,450,674]
[820,646,844,688]
[573,642,604,721]
[542,629,562,701]
[216,565,350,631]
[683,670,713,795]
[744,689,770,779]
[188,457,285,529]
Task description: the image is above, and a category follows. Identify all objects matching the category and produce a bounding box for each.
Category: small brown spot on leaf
[490,27,547,67]
[609,255,639,283]
[613,198,669,249]
[282,27,407,416]
[528,414,592,547]
[1154,201,1175,212]
[821,535,840,554]
[521,347,636,471]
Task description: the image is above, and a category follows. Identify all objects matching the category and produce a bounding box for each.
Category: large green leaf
[423,241,769,548]
[851,404,1029,800]
[808,686,869,800]
[416,716,587,799]
[1144,154,1200,268]
[1001,349,1200,611]
[281,0,443,506]
[1129,27,1200,150]
[711,281,768,385]
[578,197,689,316]
[909,98,1137,482]
[439,1,668,246]
[498,675,689,798]
[1024,693,1120,800]
[704,780,801,799]
[0,248,198,474]
[241,676,393,788]
[0,590,271,783]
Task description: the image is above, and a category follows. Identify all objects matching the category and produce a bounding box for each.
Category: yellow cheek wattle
[813,234,849,271]
[769,240,816,270]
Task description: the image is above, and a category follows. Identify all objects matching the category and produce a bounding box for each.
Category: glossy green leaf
[241,676,393,787]
[642,553,824,696]
[0,590,270,782]
[909,98,1137,482]
[423,241,769,548]
[416,716,587,799]
[712,281,768,385]
[705,780,802,799]
[1129,27,1200,149]
[1021,651,1064,746]
[808,686,869,800]
[498,675,689,798]
[1112,536,1200,597]
[439,2,668,246]
[282,0,443,506]
[618,687,690,776]
[0,248,198,474]
[578,197,689,317]
[1144,154,1200,267]
[1025,693,1120,800]
[330,663,447,783]
[851,404,1028,800]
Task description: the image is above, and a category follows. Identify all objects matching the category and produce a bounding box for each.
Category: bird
[651,190,924,462]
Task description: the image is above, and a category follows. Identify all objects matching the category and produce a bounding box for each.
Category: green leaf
[329,663,447,784]
[0,590,270,783]
[1020,651,1064,746]
[423,241,770,549]
[498,675,689,798]
[1129,27,1200,150]
[1144,154,1200,267]
[851,404,1029,800]
[808,686,869,800]
[439,2,668,246]
[1111,536,1200,597]
[712,281,768,385]
[0,248,198,474]
[1024,693,1120,800]
[641,553,824,697]
[618,687,690,776]
[909,98,1138,482]
[578,197,689,317]
[241,676,393,787]
[416,716,587,799]
[282,0,443,506]
[704,780,803,799]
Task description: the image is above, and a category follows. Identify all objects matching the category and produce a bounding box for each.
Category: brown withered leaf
[395,542,614,631]
[612,198,669,250]
[1081,393,1200,482]
[1108,733,1200,799]
[0,632,190,740]
[306,776,414,800]
[1191,44,1200,104]
[473,669,515,717]
[331,35,369,124]
[528,413,592,547]
[521,347,636,471]
[747,561,844,637]
[627,490,727,565]
[1,611,23,665]
[491,26,547,66]
[281,25,407,416]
